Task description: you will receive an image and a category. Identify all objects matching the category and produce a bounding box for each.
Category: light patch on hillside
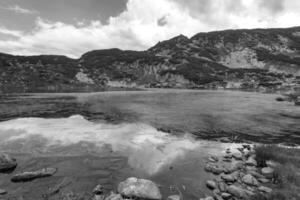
[219,48,265,69]
[292,32,300,37]
[76,71,94,84]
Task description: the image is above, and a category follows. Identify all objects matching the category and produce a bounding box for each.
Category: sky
[0,0,300,58]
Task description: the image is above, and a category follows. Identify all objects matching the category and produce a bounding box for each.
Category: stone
[245,157,257,166]
[232,152,243,160]
[93,184,104,195]
[0,189,7,195]
[223,154,232,159]
[199,196,214,200]
[11,168,57,182]
[224,161,243,174]
[167,195,180,200]
[227,185,255,199]
[242,174,259,186]
[208,155,219,163]
[248,170,264,179]
[212,189,222,200]
[104,192,123,200]
[94,195,105,200]
[221,174,236,182]
[266,161,279,168]
[258,178,269,183]
[206,180,217,190]
[117,177,162,200]
[261,167,274,179]
[0,153,17,173]
[211,166,224,175]
[258,186,272,193]
[221,192,231,199]
[218,181,227,192]
[227,185,246,198]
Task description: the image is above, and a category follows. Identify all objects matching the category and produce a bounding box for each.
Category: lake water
[0,89,299,199]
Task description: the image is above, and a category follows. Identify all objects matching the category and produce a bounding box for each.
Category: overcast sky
[0,0,299,58]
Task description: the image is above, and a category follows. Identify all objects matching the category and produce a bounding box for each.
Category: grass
[254,145,300,200]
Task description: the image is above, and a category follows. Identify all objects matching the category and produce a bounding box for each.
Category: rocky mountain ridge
[1,26,300,92]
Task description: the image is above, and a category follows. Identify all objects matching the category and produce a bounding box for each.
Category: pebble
[258,178,270,183]
[218,181,227,192]
[199,196,214,200]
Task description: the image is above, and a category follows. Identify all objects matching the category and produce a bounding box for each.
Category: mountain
[1,27,300,93]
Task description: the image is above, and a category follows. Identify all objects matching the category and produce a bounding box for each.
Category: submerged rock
[0,189,7,195]
[11,167,57,182]
[261,167,274,179]
[117,177,162,200]
[167,195,180,200]
[0,153,17,173]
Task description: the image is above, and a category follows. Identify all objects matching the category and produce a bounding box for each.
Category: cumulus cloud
[0,0,300,58]
[0,4,38,14]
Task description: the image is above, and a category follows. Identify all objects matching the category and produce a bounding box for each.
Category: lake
[0,89,299,199]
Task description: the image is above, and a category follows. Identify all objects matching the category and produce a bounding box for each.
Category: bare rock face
[0,153,17,173]
[11,167,57,182]
[117,177,162,200]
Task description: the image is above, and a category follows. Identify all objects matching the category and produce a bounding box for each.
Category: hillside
[1,27,300,93]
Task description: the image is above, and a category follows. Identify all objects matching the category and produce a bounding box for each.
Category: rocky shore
[0,143,279,200]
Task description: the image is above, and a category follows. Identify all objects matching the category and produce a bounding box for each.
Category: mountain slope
[1,27,300,92]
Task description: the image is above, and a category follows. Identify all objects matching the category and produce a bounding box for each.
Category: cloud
[0,4,38,14]
[0,0,300,58]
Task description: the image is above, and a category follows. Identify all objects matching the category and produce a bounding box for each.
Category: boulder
[11,168,57,182]
[245,157,257,166]
[0,153,17,173]
[261,167,274,179]
[206,180,217,190]
[167,195,180,200]
[117,177,162,200]
[248,170,264,179]
[258,186,272,193]
[242,174,259,186]
[0,189,7,195]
